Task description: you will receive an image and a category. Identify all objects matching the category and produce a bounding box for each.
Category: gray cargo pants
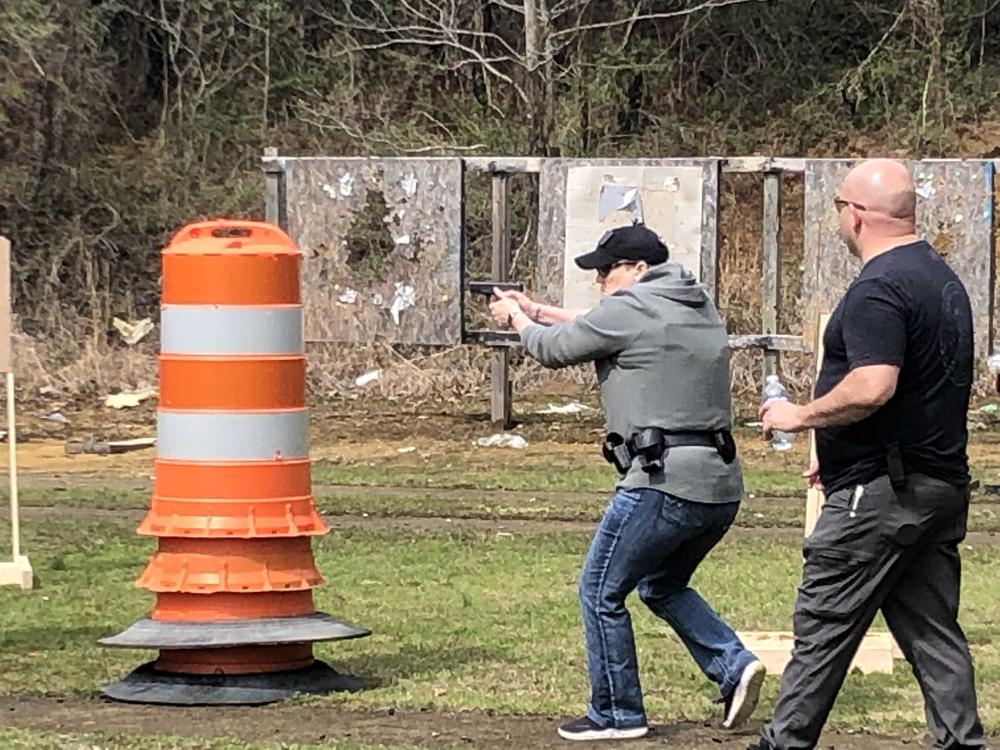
[759,473,985,750]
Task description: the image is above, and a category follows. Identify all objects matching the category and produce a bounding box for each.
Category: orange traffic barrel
[100,219,369,705]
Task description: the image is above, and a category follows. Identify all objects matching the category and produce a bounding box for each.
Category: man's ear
[851,206,865,232]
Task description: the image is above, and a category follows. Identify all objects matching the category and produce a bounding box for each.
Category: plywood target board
[280,157,464,345]
[537,158,720,308]
[802,159,994,361]
[563,165,708,310]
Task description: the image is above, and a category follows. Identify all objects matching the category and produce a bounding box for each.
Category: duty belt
[602,427,737,475]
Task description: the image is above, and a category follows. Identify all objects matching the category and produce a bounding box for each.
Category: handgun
[468,281,524,298]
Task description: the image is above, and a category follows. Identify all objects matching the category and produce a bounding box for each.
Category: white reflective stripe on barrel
[158,411,310,461]
[160,306,304,355]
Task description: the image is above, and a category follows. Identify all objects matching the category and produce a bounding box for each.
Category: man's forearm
[801,391,879,428]
[800,369,893,428]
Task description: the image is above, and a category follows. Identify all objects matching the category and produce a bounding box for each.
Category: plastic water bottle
[762,375,795,451]
[988,354,1000,376]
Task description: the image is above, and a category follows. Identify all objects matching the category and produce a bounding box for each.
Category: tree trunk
[523,0,549,155]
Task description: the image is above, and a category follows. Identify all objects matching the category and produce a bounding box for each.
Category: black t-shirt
[815,241,973,494]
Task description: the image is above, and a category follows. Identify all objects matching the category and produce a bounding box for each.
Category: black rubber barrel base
[101,659,368,706]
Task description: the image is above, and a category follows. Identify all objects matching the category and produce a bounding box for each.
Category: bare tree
[315,0,768,154]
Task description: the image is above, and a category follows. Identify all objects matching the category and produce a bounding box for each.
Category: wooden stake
[263,147,283,229]
[0,237,31,589]
[7,371,18,560]
[804,312,831,537]
[761,172,781,380]
[490,172,513,428]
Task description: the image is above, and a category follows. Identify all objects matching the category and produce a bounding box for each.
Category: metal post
[762,171,781,381]
[491,172,513,427]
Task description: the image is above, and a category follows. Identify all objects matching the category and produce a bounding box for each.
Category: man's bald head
[841,158,916,221]
[836,158,921,260]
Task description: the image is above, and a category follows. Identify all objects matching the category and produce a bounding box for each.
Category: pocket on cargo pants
[797,546,879,619]
[797,480,893,620]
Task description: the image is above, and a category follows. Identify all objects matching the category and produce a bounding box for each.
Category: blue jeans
[579,487,756,729]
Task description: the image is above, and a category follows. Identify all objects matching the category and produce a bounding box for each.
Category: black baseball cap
[573,224,669,270]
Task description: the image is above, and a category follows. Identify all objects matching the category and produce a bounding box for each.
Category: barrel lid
[164,220,299,256]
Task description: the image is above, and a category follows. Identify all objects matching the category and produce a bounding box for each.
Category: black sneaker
[557,716,649,741]
[722,660,767,728]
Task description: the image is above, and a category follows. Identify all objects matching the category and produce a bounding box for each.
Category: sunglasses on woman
[596,260,639,279]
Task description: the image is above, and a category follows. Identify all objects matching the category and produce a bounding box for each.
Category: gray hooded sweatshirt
[520,261,744,504]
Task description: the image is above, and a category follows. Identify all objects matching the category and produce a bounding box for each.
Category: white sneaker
[723,660,767,729]
[557,716,649,741]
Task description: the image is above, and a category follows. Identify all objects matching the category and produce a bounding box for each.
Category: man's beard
[839,228,860,258]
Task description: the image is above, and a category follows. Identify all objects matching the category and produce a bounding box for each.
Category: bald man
[749,159,985,750]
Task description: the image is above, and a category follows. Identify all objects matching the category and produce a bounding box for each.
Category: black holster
[631,428,666,474]
[887,441,907,490]
[602,433,634,474]
[713,430,738,464]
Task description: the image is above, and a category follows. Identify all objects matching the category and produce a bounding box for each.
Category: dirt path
[12,505,1000,545]
[0,694,938,749]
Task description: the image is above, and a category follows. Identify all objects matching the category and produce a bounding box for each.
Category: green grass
[312,459,614,493]
[0,727,421,749]
[0,516,997,737]
[310,461,806,498]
